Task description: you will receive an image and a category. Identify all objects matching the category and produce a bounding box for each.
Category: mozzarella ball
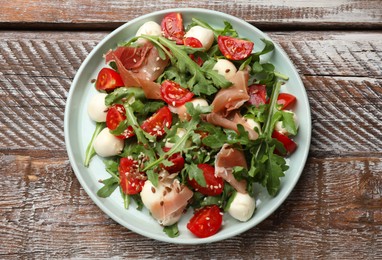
[274,110,299,136]
[228,192,256,222]
[245,118,262,134]
[135,21,162,45]
[213,59,237,80]
[141,180,163,210]
[93,128,124,157]
[87,93,108,122]
[169,98,209,121]
[184,26,214,50]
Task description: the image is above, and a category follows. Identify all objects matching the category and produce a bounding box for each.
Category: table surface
[1,0,381,258]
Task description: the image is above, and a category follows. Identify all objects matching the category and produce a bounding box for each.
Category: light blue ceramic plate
[64,8,311,244]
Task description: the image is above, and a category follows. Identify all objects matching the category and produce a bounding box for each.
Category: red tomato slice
[141,106,173,138]
[183,37,204,66]
[160,80,194,107]
[217,35,254,61]
[272,130,297,155]
[188,164,224,196]
[161,12,185,44]
[162,147,185,173]
[119,157,146,195]
[106,104,134,139]
[277,93,296,110]
[248,84,267,107]
[95,68,124,91]
[187,205,223,238]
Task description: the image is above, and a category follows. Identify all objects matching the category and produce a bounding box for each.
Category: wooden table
[1,0,381,258]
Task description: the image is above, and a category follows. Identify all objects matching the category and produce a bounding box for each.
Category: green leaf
[185,163,206,187]
[265,151,287,196]
[163,223,180,238]
[84,122,105,167]
[97,177,119,198]
[105,87,145,106]
[254,39,275,56]
[273,110,298,136]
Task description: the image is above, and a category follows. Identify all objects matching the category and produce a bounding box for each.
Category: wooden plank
[0,31,381,157]
[1,154,381,258]
[1,0,381,30]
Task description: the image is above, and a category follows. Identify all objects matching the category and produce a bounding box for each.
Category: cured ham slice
[215,144,248,193]
[140,178,193,226]
[211,70,250,116]
[204,112,259,140]
[105,44,152,69]
[105,43,169,100]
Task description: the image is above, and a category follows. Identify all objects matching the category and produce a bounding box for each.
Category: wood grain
[1,0,381,30]
[1,154,381,258]
[1,31,381,156]
[1,29,382,258]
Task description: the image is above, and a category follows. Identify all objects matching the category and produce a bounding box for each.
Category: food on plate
[84,12,298,238]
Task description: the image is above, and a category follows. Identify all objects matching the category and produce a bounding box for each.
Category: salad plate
[64,8,311,244]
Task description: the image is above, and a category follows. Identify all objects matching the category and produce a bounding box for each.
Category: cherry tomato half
[272,130,297,156]
[187,205,223,238]
[95,68,124,91]
[106,104,134,139]
[188,164,224,196]
[160,80,194,107]
[217,35,254,61]
[141,106,173,138]
[161,12,185,44]
[248,84,267,107]
[162,147,185,173]
[277,93,296,110]
[183,37,204,66]
[119,157,146,195]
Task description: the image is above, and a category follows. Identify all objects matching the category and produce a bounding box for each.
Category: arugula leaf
[105,87,145,106]
[84,122,105,167]
[97,177,119,198]
[272,110,298,136]
[245,80,290,196]
[184,163,206,187]
[163,223,179,238]
[188,18,238,38]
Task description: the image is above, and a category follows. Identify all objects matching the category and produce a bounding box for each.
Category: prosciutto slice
[215,144,248,193]
[105,44,152,69]
[204,112,259,140]
[140,178,193,226]
[105,43,169,100]
[211,70,250,116]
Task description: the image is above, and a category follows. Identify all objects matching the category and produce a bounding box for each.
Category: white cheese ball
[274,110,299,136]
[93,128,124,157]
[184,25,214,50]
[228,192,256,222]
[135,21,162,45]
[245,118,262,134]
[213,59,237,80]
[87,93,108,122]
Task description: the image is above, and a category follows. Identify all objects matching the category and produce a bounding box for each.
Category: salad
[84,12,298,239]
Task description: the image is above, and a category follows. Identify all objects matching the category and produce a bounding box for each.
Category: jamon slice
[105,43,169,100]
[141,178,193,226]
[215,144,248,193]
[211,70,250,116]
